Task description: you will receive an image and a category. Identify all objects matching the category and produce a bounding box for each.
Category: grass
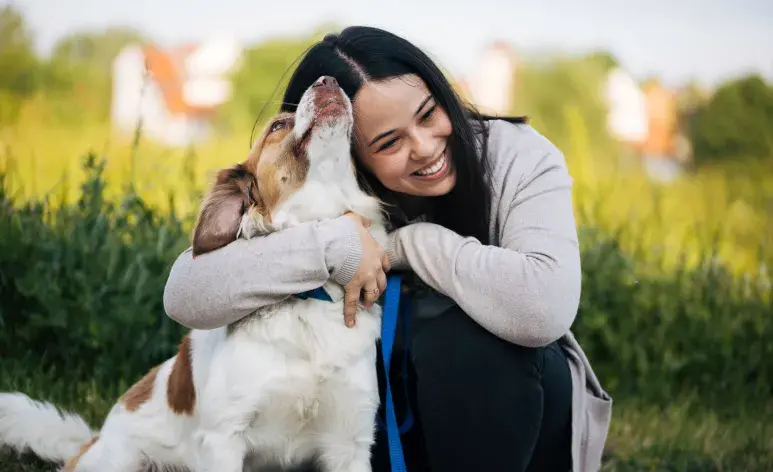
[1,360,771,471]
[602,400,773,471]
[0,100,256,218]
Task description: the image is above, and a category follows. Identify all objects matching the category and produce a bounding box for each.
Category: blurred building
[111,38,242,147]
[640,80,684,182]
[464,41,518,115]
[604,67,649,146]
[641,81,679,155]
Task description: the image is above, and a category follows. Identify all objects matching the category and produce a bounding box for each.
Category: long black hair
[280,26,526,244]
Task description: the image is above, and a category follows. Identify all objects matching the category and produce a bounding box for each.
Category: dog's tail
[0,392,96,463]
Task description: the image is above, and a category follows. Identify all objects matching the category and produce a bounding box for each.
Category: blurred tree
[0,5,39,95]
[585,51,620,73]
[44,27,148,120]
[50,27,146,70]
[217,25,339,134]
[0,5,40,124]
[689,74,773,164]
[512,54,618,162]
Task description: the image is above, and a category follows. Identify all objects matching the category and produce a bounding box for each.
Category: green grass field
[1,363,771,471]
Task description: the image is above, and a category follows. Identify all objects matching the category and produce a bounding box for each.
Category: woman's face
[352,74,456,197]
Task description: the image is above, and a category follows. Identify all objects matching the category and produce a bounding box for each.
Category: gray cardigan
[163,120,612,471]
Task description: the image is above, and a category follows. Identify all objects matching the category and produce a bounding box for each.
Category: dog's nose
[313,76,338,89]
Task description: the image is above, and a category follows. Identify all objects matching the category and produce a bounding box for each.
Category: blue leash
[296,275,412,472]
[380,273,411,471]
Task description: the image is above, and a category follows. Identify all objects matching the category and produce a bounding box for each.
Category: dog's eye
[270,120,287,133]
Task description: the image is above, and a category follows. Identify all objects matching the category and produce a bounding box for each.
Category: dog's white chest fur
[188,296,383,469]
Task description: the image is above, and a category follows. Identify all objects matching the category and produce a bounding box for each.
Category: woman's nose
[409,132,436,160]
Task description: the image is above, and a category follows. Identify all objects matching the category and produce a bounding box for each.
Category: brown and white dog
[0,76,388,472]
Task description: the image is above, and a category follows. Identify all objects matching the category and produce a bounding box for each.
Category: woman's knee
[407,306,560,472]
[411,305,544,389]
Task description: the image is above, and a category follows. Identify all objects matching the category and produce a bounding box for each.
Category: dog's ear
[192,164,259,257]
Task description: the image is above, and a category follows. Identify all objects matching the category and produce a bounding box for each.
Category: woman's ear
[192,164,258,257]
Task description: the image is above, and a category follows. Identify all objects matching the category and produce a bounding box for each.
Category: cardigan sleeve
[163,215,362,330]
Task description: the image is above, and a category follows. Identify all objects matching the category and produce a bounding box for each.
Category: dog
[0,75,388,472]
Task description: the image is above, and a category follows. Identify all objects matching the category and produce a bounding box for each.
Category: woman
[163,26,611,472]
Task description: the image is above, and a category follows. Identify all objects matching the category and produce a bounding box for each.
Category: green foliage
[0,156,191,384]
[585,51,620,73]
[45,27,148,122]
[689,75,773,164]
[217,32,321,132]
[574,226,772,405]
[0,5,40,125]
[0,5,143,125]
[512,54,619,160]
[0,5,40,98]
[50,27,146,69]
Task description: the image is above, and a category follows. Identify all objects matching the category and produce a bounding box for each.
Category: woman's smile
[411,146,451,181]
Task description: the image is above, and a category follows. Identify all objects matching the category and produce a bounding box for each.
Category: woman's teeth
[413,153,446,176]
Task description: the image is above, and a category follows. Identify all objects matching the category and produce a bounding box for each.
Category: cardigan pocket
[583,391,613,471]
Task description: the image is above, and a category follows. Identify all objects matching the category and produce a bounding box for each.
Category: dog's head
[192,75,371,257]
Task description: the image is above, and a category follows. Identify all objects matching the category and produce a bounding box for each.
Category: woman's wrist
[320,216,363,286]
[385,228,409,270]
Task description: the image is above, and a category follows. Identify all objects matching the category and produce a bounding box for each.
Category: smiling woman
[352,76,456,197]
[163,25,612,472]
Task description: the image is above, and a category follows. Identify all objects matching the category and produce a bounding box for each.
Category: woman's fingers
[362,278,382,307]
[377,270,387,297]
[343,284,361,328]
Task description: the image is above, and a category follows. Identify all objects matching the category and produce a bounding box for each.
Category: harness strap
[294,287,334,301]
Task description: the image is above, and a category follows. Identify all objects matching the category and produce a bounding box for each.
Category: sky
[10,0,773,88]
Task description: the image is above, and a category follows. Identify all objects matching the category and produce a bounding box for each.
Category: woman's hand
[342,212,390,327]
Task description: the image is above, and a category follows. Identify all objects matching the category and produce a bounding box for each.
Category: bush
[689,75,773,165]
[574,226,772,405]
[0,155,191,384]
[0,155,771,407]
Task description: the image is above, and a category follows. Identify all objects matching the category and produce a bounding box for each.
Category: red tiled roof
[141,44,217,117]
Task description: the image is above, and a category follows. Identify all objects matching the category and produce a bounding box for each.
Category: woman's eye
[378,138,399,152]
[421,106,436,121]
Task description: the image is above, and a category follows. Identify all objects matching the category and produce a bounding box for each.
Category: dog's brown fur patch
[191,111,312,256]
[119,365,161,413]
[62,435,99,471]
[167,334,196,415]
[248,114,310,214]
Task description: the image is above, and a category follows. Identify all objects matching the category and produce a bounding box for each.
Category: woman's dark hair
[280,26,526,244]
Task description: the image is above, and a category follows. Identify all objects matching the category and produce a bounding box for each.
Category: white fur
[0,392,95,462]
[0,77,387,472]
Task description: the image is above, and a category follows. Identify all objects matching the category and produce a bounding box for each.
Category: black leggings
[370,305,574,472]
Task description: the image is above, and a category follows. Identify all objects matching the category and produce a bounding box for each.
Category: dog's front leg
[314,354,379,472]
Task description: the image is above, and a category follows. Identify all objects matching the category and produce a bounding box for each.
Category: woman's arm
[163,216,361,330]
[385,122,582,347]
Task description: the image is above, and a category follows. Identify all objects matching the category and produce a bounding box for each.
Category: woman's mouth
[412,148,449,180]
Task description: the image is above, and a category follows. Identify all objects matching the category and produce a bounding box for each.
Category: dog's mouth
[296,96,349,148]
[317,97,346,116]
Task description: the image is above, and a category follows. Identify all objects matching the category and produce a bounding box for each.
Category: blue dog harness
[296,274,413,471]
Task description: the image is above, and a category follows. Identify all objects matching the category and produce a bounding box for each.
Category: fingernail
[347,319,355,328]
